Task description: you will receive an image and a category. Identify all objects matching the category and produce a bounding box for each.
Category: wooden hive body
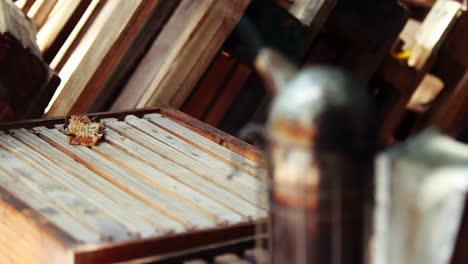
[0,108,267,263]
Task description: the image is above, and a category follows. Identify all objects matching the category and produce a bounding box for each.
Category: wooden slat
[203,63,251,127]
[103,119,268,209]
[34,126,216,230]
[124,115,266,192]
[0,160,100,244]
[147,0,251,109]
[0,134,158,238]
[102,128,266,220]
[93,142,243,225]
[11,128,182,234]
[46,0,144,116]
[0,144,133,242]
[36,0,83,52]
[70,0,182,114]
[182,52,237,119]
[27,0,58,29]
[144,113,263,177]
[111,0,216,111]
[49,0,101,72]
[161,108,265,165]
[20,0,36,14]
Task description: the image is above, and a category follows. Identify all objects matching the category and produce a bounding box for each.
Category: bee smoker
[255,49,377,264]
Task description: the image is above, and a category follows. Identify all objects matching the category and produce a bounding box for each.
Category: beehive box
[0,108,267,263]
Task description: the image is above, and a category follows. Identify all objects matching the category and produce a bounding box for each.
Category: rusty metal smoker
[255,49,377,264]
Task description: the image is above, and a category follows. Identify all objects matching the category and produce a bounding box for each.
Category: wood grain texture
[124,115,266,192]
[102,119,267,209]
[0,189,74,264]
[161,108,266,165]
[46,0,143,116]
[111,0,215,111]
[0,155,101,244]
[34,126,215,230]
[0,145,133,242]
[11,128,179,234]
[0,109,267,262]
[36,0,83,52]
[102,127,266,220]
[148,0,250,108]
[71,0,182,114]
[49,0,102,72]
[144,113,262,177]
[114,0,251,110]
[27,0,58,29]
[0,134,158,238]
[93,142,243,225]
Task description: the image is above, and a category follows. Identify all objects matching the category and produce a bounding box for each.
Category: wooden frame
[0,107,267,263]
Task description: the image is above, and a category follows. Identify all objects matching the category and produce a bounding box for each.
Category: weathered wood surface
[112,0,251,111]
[45,0,143,116]
[0,109,267,263]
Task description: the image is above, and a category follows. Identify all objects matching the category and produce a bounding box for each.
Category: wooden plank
[0,165,100,244]
[34,126,216,230]
[167,2,249,109]
[20,0,36,14]
[0,134,158,238]
[93,142,243,225]
[102,128,266,220]
[46,0,144,116]
[144,113,263,177]
[119,0,250,110]
[11,128,182,234]
[0,107,162,131]
[74,222,266,264]
[181,51,237,119]
[161,108,266,165]
[42,0,92,63]
[36,0,83,52]
[203,63,252,127]
[49,0,101,72]
[27,0,58,29]
[111,0,216,111]
[150,0,252,109]
[103,119,267,209]
[0,185,76,264]
[70,0,182,114]
[0,145,133,242]
[124,115,266,191]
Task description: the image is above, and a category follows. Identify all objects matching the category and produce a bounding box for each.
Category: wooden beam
[45,0,144,116]
[27,0,58,29]
[113,0,251,111]
[74,0,181,114]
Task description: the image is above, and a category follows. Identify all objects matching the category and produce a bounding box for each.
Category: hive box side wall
[0,186,76,264]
